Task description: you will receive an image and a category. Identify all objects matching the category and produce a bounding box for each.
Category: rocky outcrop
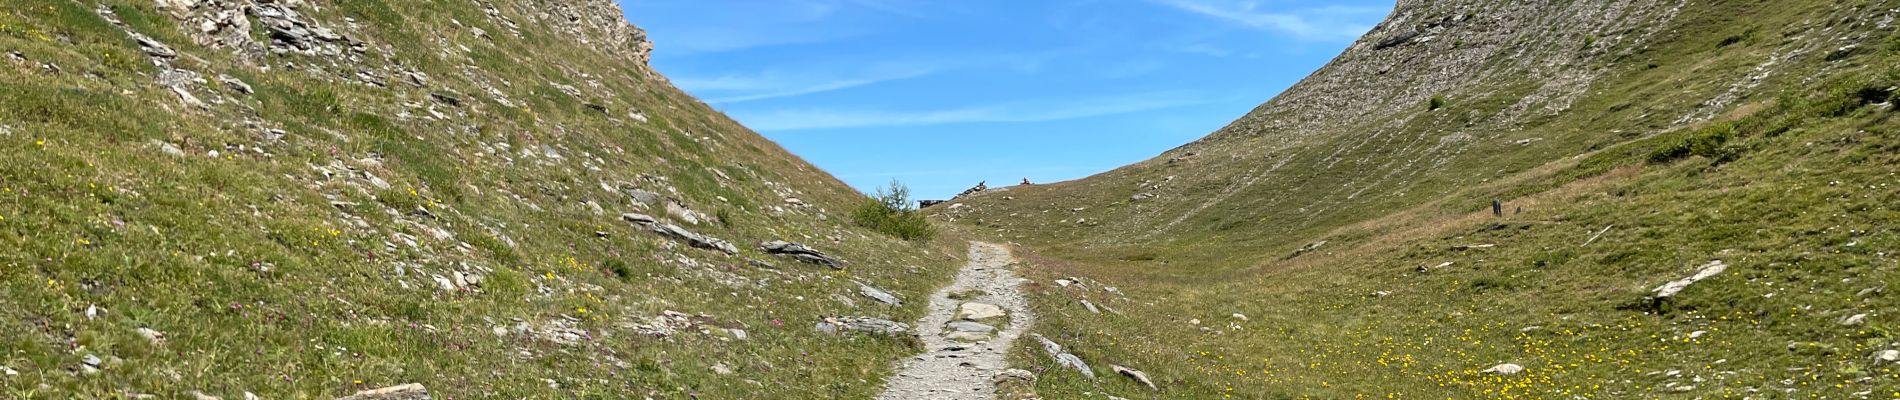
[153,0,366,63]
[1190,0,1686,150]
[522,0,654,68]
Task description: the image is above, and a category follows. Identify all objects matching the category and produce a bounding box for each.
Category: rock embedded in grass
[1482,363,1525,375]
[136,327,166,344]
[760,241,846,269]
[1111,365,1158,390]
[649,223,738,255]
[1651,260,1728,299]
[859,283,901,305]
[1031,334,1096,379]
[815,317,910,337]
[336,383,430,400]
[993,369,1035,384]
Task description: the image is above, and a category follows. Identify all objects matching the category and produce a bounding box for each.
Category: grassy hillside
[0,0,964,398]
[947,0,1900,398]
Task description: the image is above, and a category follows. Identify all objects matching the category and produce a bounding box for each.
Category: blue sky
[618,0,1394,199]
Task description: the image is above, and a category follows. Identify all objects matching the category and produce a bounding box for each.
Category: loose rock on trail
[878,242,1034,400]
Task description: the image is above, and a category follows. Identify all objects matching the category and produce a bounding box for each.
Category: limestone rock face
[522,0,655,68]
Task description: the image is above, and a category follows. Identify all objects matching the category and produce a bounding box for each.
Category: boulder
[1875,350,1900,363]
[760,241,845,269]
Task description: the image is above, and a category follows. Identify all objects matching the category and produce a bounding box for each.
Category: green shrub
[1649,122,1738,163]
[852,181,935,241]
[1428,95,1447,111]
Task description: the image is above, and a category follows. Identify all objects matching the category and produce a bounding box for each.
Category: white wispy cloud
[674,61,943,104]
[736,91,1212,131]
[1148,0,1384,40]
[1177,43,1236,57]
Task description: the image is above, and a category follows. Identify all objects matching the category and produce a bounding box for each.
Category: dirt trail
[877,242,1033,400]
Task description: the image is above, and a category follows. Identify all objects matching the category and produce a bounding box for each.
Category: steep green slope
[0,0,963,398]
[947,0,1900,398]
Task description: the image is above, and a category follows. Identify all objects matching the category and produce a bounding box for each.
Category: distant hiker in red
[1020,178,1032,186]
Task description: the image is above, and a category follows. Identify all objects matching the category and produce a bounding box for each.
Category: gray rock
[251,3,359,57]
[946,321,996,333]
[665,202,710,225]
[219,75,252,94]
[621,213,657,225]
[859,283,901,305]
[945,332,991,342]
[188,391,221,400]
[132,34,178,59]
[1112,364,1158,390]
[1054,353,1094,378]
[1875,350,1899,363]
[1031,334,1095,379]
[760,241,845,269]
[651,223,738,255]
[336,384,430,400]
[136,327,166,344]
[815,317,910,337]
[993,369,1036,384]
[1840,313,1869,326]
[1080,299,1101,314]
[1482,363,1525,375]
[80,354,103,374]
[155,140,186,157]
[958,302,1006,320]
[622,187,663,206]
[1652,260,1727,299]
